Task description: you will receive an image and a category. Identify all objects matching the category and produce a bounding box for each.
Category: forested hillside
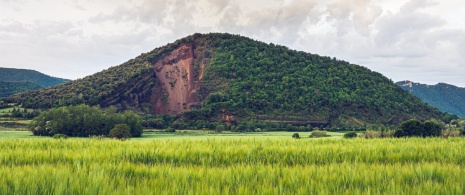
[0,67,70,87]
[396,81,465,117]
[0,81,42,98]
[3,33,443,127]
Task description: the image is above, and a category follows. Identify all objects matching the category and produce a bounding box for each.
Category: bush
[309,130,330,138]
[52,134,68,139]
[109,124,132,140]
[292,133,300,139]
[343,132,357,139]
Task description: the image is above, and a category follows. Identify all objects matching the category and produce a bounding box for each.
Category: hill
[0,81,42,98]
[3,33,443,127]
[396,81,465,117]
[0,67,70,88]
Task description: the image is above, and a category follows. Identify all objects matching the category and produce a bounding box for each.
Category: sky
[1,0,464,87]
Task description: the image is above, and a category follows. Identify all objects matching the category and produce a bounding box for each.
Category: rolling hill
[2,33,443,127]
[396,81,465,117]
[0,81,42,98]
[0,67,70,87]
[0,67,70,98]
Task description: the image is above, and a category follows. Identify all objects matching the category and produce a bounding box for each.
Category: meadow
[0,133,464,194]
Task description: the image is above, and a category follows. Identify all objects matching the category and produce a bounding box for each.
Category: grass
[0,131,34,139]
[0,136,463,194]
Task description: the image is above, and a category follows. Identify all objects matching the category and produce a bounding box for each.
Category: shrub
[109,124,132,140]
[343,132,357,139]
[292,133,300,139]
[52,134,68,139]
[309,130,330,138]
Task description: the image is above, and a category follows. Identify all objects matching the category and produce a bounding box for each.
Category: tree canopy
[29,105,143,137]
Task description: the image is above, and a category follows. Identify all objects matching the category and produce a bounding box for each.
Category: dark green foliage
[4,33,442,127]
[0,67,69,87]
[292,133,300,139]
[344,132,358,138]
[29,105,143,137]
[397,119,443,137]
[109,124,132,139]
[423,121,442,137]
[0,81,42,98]
[393,130,406,138]
[396,81,465,117]
[0,101,8,109]
[400,119,424,137]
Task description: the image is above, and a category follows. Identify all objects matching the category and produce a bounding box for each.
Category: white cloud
[0,0,465,87]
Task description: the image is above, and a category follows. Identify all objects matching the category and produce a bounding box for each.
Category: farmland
[0,134,464,194]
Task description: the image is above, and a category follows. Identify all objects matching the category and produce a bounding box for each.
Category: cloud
[1,0,465,87]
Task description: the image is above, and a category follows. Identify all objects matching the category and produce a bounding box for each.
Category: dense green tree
[423,121,442,137]
[109,124,132,139]
[400,119,424,137]
[29,105,143,137]
[397,119,443,137]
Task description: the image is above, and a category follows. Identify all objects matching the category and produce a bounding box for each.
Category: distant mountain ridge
[396,81,465,117]
[0,80,42,98]
[0,67,70,98]
[0,67,70,87]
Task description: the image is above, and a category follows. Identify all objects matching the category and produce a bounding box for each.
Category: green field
[0,133,464,194]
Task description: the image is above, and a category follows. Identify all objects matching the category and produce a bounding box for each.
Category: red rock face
[151,45,204,115]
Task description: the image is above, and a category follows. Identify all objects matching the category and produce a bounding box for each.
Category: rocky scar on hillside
[3,33,444,127]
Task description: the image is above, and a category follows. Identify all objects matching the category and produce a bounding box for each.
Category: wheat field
[0,137,464,194]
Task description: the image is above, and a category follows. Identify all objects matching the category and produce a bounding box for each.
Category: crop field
[0,135,464,194]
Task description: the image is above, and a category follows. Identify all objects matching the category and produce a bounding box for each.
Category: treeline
[29,105,143,137]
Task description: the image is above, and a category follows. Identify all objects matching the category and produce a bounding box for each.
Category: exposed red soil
[151,45,204,115]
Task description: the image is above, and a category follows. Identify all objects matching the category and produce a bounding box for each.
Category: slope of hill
[396,81,465,117]
[0,81,42,98]
[0,67,70,87]
[3,33,442,127]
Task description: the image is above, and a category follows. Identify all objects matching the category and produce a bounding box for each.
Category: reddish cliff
[151,45,205,114]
